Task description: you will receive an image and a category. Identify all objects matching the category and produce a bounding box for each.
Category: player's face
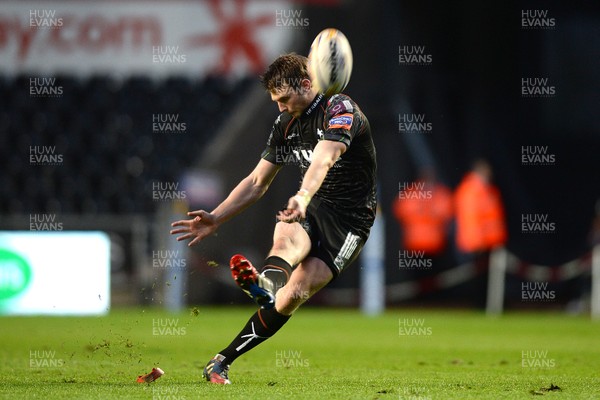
[270,82,312,118]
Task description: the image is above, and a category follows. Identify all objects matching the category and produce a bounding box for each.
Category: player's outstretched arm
[171,159,281,246]
[278,140,346,223]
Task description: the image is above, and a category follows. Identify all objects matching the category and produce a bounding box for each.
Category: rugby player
[170,53,377,384]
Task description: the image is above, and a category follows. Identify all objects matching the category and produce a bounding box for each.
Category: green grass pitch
[0,307,598,399]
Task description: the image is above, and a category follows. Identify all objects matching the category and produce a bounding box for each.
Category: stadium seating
[0,75,253,214]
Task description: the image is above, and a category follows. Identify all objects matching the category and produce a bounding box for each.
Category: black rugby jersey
[261,93,377,228]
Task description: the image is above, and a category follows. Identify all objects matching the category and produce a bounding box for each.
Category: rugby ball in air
[308,28,353,96]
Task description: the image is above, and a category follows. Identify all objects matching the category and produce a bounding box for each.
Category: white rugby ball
[308,28,353,96]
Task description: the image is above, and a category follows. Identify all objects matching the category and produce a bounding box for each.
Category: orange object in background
[393,175,453,255]
[454,160,507,252]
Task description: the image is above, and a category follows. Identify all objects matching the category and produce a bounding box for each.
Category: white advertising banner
[0,232,111,315]
[0,0,295,78]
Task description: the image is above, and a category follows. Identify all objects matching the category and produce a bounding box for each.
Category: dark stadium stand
[1,75,253,214]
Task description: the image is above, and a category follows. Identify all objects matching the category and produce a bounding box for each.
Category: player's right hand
[170,210,218,246]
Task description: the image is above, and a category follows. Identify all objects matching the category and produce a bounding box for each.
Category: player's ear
[300,78,312,95]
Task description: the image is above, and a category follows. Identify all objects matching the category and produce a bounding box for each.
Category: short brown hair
[261,53,310,93]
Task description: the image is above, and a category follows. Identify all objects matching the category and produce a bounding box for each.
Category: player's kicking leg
[202,257,332,384]
[202,221,328,384]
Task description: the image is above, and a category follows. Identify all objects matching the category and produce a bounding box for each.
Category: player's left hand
[277,193,309,223]
[170,210,219,246]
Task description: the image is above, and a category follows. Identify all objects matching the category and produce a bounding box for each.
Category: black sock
[218,308,291,365]
[261,256,293,293]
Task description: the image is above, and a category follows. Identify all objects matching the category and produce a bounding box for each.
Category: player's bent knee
[270,222,311,264]
[273,221,299,238]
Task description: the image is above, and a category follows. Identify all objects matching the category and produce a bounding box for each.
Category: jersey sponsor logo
[274,145,313,166]
[328,113,353,130]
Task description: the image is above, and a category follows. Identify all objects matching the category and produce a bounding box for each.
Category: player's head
[261,53,317,118]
